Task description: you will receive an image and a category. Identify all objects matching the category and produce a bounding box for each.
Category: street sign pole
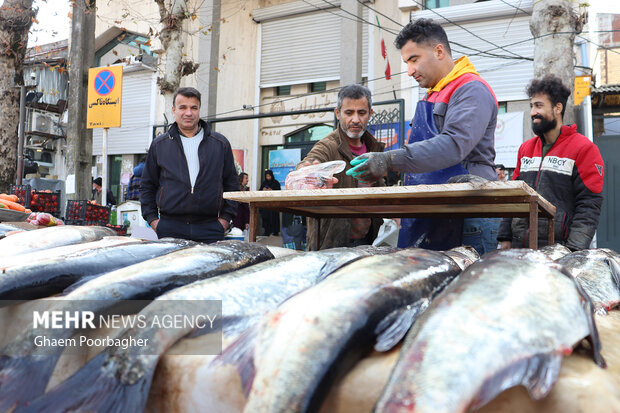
[102,127,108,206]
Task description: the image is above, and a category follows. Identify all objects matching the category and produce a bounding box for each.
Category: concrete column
[340,0,363,86]
[65,0,96,200]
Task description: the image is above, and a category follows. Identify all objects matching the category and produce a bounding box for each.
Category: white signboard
[494,112,524,168]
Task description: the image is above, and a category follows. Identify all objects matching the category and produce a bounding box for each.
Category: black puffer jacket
[498,125,604,250]
[140,120,239,224]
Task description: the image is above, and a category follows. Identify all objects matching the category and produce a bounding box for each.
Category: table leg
[547,216,554,244]
[312,218,320,251]
[529,198,538,249]
[249,205,258,242]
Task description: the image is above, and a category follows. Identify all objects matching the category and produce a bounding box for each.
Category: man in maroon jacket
[498,76,604,250]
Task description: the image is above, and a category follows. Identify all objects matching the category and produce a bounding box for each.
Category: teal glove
[346,157,369,179]
[346,152,392,183]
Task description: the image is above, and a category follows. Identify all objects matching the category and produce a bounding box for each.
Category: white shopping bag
[372,218,399,247]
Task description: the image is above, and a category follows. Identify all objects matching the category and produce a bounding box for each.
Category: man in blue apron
[348,18,498,252]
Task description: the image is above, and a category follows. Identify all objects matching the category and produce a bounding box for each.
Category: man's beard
[531,115,556,136]
[341,122,365,139]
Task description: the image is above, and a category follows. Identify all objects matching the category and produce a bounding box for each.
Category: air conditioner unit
[30,110,61,135]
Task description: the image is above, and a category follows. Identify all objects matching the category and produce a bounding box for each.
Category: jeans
[462,218,500,256]
[155,218,225,244]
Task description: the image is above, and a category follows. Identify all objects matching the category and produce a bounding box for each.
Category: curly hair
[394,18,451,56]
[526,76,571,118]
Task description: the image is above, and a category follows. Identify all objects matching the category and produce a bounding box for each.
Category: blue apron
[397,100,467,250]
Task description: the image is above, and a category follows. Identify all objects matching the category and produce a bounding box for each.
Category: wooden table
[224,181,556,250]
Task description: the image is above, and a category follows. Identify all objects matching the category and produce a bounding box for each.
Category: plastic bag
[285,160,346,190]
[372,218,399,247]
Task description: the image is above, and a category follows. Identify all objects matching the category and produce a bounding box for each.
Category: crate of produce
[65,200,111,226]
[29,190,61,216]
[9,184,32,208]
[105,224,128,236]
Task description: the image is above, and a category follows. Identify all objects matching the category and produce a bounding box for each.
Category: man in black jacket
[140,87,239,243]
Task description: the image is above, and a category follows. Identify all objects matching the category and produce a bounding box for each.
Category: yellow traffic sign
[574,75,591,106]
[87,65,123,128]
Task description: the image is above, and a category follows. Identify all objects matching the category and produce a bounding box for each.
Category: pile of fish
[0,225,619,412]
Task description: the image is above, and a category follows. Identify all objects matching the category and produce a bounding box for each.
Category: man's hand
[346,152,392,183]
[500,241,511,250]
[218,217,229,231]
[298,159,338,186]
[150,219,159,231]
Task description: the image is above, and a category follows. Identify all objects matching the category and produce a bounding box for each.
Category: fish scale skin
[375,257,598,413]
[243,250,461,413]
[558,249,620,312]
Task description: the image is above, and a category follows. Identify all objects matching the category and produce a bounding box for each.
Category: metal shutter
[260,8,369,87]
[92,69,157,155]
[442,15,535,101]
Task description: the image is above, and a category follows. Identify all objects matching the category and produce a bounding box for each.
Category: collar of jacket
[167,119,212,140]
[536,124,578,148]
[427,56,479,95]
[336,127,384,161]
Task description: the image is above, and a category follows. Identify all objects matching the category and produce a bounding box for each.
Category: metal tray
[0,209,30,222]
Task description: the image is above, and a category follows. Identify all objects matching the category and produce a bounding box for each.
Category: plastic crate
[105,224,128,236]
[65,200,111,226]
[29,190,61,217]
[9,184,32,207]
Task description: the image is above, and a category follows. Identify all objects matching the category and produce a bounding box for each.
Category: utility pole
[340,0,363,86]
[530,0,583,125]
[65,0,96,200]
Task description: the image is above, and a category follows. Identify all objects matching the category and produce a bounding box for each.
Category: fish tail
[16,352,156,413]
[211,325,258,397]
[0,355,57,411]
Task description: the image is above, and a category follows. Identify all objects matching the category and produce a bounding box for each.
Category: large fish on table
[0,241,274,411]
[0,225,116,259]
[0,237,193,302]
[17,247,381,413]
[557,249,620,313]
[374,255,605,413]
[227,249,462,413]
[0,222,35,239]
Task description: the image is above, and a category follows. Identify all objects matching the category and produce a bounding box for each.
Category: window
[426,0,449,9]
[286,125,333,143]
[276,85,291,96]
[310,82,326,93]
[498,102,507,114]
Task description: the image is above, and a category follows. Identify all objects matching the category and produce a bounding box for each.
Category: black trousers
[155,217,225,244]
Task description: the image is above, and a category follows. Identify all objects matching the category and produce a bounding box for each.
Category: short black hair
[238,172,248,184]
[526,76,571,118]
[173,87,201,107]
[337,84,372,111]
[495,164,506,170]
[93,177,102,186]
[394,18,451,56]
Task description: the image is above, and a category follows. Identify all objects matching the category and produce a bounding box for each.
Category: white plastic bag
[285,160,346,190]
[372,218,399,247]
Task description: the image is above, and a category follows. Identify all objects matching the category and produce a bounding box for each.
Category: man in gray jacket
[347,18,497,252]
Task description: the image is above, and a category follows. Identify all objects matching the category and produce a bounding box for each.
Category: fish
[557,249,620,313]
[443,245,480,270]
[0,222,35,240]
[0,238,194,302]
[0,225,116,259]
[16,247,382,413]
[540,244,572,260]
[0,241,274,411]
[228,249,461,413]
[374,254,605,413]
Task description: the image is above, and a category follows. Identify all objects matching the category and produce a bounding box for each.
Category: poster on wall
[367,123,411,150]
[494,112,524,168]
[232,149,245,174]
[268,148,301,186]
